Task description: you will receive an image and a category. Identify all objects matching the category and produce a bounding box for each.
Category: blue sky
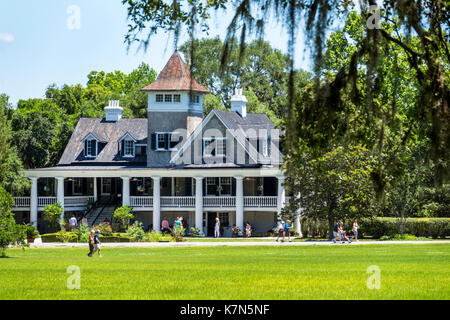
[0,0,312,106]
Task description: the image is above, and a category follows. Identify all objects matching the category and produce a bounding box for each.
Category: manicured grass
[0,244,449,299]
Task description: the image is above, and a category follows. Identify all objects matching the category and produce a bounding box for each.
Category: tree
[286,144,379,238]
[0,186,27,257]
[0,94,29,194]
[123,0,450,186]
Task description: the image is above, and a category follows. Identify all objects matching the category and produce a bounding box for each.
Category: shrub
[93,222,113,236]
[55,229,78,243]
[145,230,163,242]
[43,202,63,228]
[25,224,39,239]
[189,227,203,237]
[300,217,450,239]
[171,225,185,242]
[125,221,145,241]
[75,224,90,243]
[0,187,27,257]
[113,206,134,229]
[99,236,136,242]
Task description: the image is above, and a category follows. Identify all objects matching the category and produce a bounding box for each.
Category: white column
[171,177,175,196]
[152,176,161,231]
[195,177,204,233]
[30,177,38,227]
[93,177,97,202]
[235,176,244,233]
[56,177,65,224]
[122,176,130,207]
[277,176,285,219]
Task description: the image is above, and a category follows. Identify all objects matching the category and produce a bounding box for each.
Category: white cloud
[0,33,15,43]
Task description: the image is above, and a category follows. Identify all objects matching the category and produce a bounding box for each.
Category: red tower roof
[141,51,209,93]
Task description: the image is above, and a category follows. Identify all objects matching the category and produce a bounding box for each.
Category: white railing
[65,196,94,207]
[244,196,278,207]
[13,197,30,207]
[161,196,195,207]
[131,196,153,207]
[203,196,236,207]
[38,197,57,207]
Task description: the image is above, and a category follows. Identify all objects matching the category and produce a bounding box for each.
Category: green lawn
[1,244,449,299]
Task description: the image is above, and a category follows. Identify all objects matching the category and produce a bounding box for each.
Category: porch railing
[161,196,195,207]
[13,195,287,209]
[64,196,94,207]
[203,196,236,207]
[12,196,93,208]
[131,196,153,207]
[13,197,30,207]
[244,196,278,207]
[38,197,57,207]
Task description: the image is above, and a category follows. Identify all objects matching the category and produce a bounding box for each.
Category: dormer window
[82,133,99,158]
[124,140,134,157]
[119,132,137,158]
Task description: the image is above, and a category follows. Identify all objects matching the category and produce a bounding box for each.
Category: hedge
[301,217,450,239]
[41,233,78,243]
[99,236,136,242]
[41,234,136,243]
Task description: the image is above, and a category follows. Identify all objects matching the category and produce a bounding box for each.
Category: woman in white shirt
[352,219,359,241]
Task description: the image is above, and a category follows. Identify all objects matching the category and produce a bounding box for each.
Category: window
[220,177,231,195]
[206,177,217,195]
[85,139,97,157]
[156,94,164,102]
[154,132,179,151]
[206,177,232,196]
[164,94,172,102]
[203,137,226,157]
[123,140,134,157]
[190,95,200,104]
[173,94,181,102]
[72,178,83,195]
[216,138,226,156]
[157,133,166,150]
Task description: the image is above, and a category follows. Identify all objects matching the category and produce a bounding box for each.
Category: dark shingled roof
[141,51,209,94]
[58,118,148,166]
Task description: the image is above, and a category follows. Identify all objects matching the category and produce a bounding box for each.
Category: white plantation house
[12,51,300,236]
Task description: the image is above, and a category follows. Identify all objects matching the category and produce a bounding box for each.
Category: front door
[101,178,111,196]
[207,212,217,237]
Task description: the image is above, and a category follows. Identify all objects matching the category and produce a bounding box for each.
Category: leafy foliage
[125,221,146,240]
[0,187,27,257]
[42,202,63,229]
[113,206,135,228]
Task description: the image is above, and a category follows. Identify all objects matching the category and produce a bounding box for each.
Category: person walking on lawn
[87,229,95,257]
[276,220,285,242]
[285,219,292,242]
[91,229,102,258]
